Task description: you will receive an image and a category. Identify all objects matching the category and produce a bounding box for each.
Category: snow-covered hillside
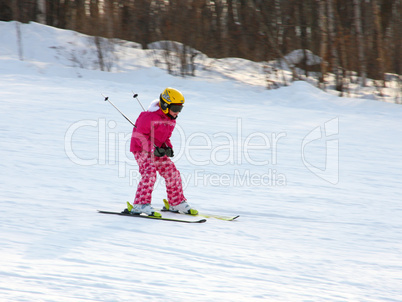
[1,21,402,302]
[1,21,401,104]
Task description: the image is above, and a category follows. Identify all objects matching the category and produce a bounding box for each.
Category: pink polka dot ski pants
[133,151,185,206]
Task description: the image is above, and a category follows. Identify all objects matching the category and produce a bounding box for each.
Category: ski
[162,199,239,221]
[97,210,207,223]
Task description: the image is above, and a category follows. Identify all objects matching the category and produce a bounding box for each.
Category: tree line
[1,0,401,91]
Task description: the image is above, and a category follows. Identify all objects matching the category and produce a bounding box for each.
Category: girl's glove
[154,147,174,157]
[154,146,166,157]
[165,147,174,157]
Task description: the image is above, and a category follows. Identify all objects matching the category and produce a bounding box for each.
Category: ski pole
[102,93,158,150]
[132,92,146,112]
[102,94,136,127]
[130,92,160,149]
[131,92,169,153]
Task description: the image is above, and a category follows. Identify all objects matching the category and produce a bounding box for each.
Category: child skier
[129,87,198,217]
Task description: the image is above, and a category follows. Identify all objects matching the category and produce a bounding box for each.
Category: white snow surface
[1,21,402,302]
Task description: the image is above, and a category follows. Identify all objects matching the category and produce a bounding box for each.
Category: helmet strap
[167,113,177,120]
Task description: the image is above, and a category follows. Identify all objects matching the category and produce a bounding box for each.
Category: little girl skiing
[129,87,198,217]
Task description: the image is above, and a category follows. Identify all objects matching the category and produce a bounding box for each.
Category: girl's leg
[133,152,157,205]
[154,156,185,206]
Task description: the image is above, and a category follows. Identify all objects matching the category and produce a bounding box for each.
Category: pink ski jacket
[130,101,176,153]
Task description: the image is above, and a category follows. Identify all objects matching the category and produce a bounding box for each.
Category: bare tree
[387,0,401,78]
[103,0,116,38]
[353,0,366,86]
[328,0,342,92]
[36,0,45,24]
[88,0,101,36]
[372,0,386,87]
[0,1,13,21]
[16,21,24,61]
[317,0,328,88]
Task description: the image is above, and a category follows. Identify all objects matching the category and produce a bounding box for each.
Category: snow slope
[1,21,402,302]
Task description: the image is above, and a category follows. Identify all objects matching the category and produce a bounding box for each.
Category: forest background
[1,0,401,99]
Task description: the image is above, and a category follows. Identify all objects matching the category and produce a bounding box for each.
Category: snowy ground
[1,21,402,301]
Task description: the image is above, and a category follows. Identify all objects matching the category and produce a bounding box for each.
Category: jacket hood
[147,99,160,112]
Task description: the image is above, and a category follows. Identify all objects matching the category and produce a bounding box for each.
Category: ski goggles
[169,104,183,113]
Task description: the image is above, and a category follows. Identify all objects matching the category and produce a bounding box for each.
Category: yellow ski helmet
[160,87,185,114]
